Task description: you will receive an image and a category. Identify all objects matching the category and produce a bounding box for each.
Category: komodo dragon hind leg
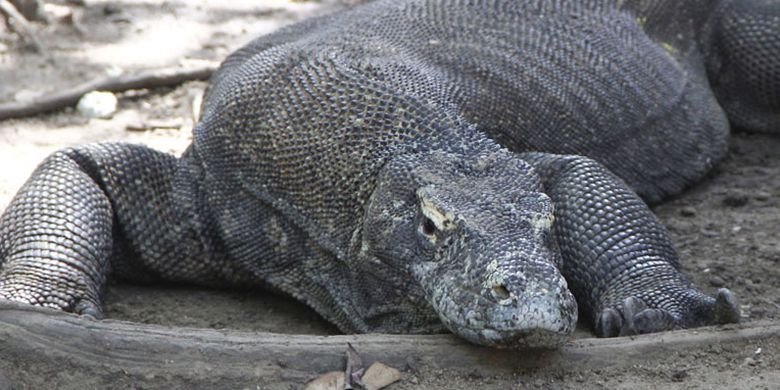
[0,143,228,316]
[520,152,741,337]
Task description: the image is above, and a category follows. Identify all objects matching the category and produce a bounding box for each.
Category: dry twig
[0,0,45,53]
[0,65,217,120]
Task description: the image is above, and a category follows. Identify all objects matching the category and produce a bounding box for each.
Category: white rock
[77,91,117,118]
[105,65,124,78]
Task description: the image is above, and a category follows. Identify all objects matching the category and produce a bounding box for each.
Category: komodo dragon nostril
[491,284,511,300]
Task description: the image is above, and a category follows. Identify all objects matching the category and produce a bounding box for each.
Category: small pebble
[754,191,771,202]
[671,369,688,382]
[77,91,118,119]
[709,275,726,288]
[750,307,766,317]
[723,192,749,207]
[105,65,124,78]
[701,229,719,238]
[679,206,696,217]
[744,357,758,367]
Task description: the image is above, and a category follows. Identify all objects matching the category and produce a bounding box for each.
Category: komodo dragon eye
[416,195,456,245]
[420,216,438,237]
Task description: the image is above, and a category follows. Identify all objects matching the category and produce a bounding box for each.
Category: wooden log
[0,300,776,388]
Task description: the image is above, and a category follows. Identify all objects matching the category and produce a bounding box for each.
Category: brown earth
[0,1,778,389]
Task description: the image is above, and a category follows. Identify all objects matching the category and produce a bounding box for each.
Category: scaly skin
[1,0,777,347]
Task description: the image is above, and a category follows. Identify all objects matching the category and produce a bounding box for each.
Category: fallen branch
[10,0,43,21]
[0,65,217,120]
[0,0,45,53]
[0,300,777,388]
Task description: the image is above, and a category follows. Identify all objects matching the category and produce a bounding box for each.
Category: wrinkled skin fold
[1,0,777,348]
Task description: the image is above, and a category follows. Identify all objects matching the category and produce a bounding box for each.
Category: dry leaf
[361,362,402,390]
[304,371,345,390]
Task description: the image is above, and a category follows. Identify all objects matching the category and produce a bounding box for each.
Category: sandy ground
[0,1,778,389]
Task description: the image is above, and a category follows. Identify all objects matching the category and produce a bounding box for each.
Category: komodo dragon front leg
[0,143,250,315]
[522,152,741,336]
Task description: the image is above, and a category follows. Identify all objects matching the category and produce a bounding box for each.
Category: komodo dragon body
[1,0,777,348]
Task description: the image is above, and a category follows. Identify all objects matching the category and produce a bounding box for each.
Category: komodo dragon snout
[359,150,577,348]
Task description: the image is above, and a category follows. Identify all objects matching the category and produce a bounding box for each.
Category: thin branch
[0,65,217,120]
[0,0,45,53]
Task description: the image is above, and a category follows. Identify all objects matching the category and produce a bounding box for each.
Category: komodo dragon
[0,0,777,348]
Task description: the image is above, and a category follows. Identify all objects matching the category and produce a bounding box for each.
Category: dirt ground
[0,1,778,389]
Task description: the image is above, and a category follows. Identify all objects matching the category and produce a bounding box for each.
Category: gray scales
[0,0,777,348]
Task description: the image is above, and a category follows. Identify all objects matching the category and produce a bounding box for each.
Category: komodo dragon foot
[597,288,740,337]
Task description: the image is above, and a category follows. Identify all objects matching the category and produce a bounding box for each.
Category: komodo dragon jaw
[412,238,578,348]
[359,150,577,348]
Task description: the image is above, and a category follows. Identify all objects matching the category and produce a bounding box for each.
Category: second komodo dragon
[1,0,777,348]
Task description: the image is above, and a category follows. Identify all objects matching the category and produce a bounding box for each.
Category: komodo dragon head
[356,150,577,348]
